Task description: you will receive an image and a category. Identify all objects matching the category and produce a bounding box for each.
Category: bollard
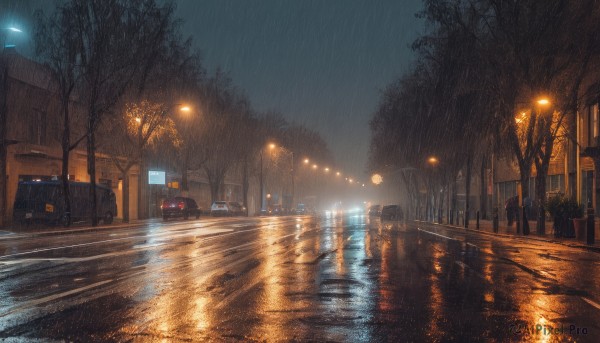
[587,206,595,245]
[492,207,499,233]
[476,210,480,230]
[522,206,530,235]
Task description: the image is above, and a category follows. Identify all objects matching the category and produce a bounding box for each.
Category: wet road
[1,214,600,342]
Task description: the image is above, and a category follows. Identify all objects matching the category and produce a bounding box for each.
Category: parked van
[13,181,117,227]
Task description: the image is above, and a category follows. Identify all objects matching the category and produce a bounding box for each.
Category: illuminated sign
[148,170,165,185]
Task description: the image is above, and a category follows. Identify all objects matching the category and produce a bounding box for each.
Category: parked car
[211,201,231,216]
[228,202,247,216]
[13,180,117,227]
[161,197,200,220]
[368,204,382,216]
[269,204,283,215]
[295,203,306,214]
[380,205,403,221]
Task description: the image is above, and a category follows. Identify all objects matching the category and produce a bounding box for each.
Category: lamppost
[535,97,551,235]
[427,156,440,223]
[259,143,276,213]
[268,144,295,210]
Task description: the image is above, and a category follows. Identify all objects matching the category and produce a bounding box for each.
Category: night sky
[175,0,424,177]
[2,0,424,178]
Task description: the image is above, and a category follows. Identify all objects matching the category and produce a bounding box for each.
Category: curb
[0,221,155,240]
[414,220,600,254]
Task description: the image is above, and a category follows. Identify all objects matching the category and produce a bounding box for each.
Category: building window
[28,109,47,145]
[546,174,564,194]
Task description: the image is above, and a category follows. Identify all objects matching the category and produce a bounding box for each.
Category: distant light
[336,172,341,176]
[312,164,318,169]
[269,143,276,149]
[362,184,365,187]
[180,106,190,112]
[515,112,527,124]
[349,178,353,183]
[304,158,309,164]
[324,167,329,172]
[428,156,439,165]
[371,173,383,185]
[537,98,550,106]
[135,117,141,123]
[8,27,22,33]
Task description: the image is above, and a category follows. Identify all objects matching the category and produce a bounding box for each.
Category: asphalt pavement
[0,214,599,342]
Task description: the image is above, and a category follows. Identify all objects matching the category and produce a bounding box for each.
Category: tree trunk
[181,149,189,192]
[535,135,554,235]
[480,155,487,219]
[242,158,249,215]
[206,169,222,203]
[87,127,98,226]
[122,171,130,223]
[465,154,473,228]
[61,117,71,224]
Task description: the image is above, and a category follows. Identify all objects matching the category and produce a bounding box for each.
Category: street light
[304,158,309,164]
[371,173,383,185]
[537,97,550,106]
[259,143,276,213]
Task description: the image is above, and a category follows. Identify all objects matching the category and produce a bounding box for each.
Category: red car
[161,197,201,220]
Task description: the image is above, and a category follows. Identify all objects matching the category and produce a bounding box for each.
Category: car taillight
[178,201,185,209]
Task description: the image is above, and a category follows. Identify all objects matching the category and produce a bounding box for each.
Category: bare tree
[34,6,88,226]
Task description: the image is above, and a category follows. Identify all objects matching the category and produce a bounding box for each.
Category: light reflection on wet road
[0,214,599,342]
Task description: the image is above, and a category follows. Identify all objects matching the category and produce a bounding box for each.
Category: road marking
[417,228,460,241]
[582,297,600,311]
[0,279,113,318]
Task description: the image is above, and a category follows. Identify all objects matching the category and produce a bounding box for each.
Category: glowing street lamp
[304,158,309,164]
[537,98,550,106]
[336,171,341,176]
[428,156,439,166]
[371,173,383,185]
[180,106,191,112]
[269,143,276,150]
[324,167,330,173]
[312,164,318,170]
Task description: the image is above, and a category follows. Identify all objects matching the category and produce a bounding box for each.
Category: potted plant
[545,196,583,238]
[564,198,585,239]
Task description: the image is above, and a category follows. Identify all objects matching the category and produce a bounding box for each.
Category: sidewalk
[417,218,600,253]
